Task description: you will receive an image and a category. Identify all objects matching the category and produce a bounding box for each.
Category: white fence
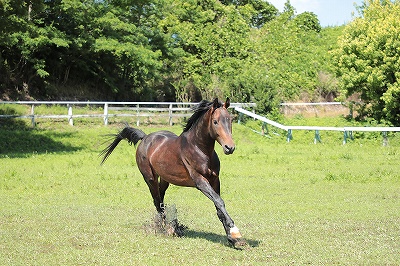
[3,101,399,145]
[235,107,400,145]
[0,101,256,127]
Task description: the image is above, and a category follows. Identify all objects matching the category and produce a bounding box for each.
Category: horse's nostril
[224,145,235,154]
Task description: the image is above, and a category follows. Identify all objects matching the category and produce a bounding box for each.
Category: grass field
[1,117,399,265]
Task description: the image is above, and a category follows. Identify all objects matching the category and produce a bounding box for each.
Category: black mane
[183,99,223,132]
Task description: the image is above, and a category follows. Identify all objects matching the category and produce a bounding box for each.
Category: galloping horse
[100,98,244,246]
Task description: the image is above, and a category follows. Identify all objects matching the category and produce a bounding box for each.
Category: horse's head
[210,98,235,155]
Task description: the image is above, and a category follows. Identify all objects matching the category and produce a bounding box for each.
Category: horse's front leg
[195,177,244,246]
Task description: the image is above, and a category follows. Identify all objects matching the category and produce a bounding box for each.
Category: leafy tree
[293,11,321,33]
[160,0,255,101]
[249,1,332,106]
[333,0,400,125]
[0,0,64,98]
[0,0,341,107]
[0,0,167,100]
[92,0,163,100]
[220,0,278,28]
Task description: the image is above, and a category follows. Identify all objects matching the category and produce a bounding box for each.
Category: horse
[100,98,245,246]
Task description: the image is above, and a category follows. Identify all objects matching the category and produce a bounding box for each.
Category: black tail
[99,126,146,165]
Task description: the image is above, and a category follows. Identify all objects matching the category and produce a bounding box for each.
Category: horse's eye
[213,120,218,125]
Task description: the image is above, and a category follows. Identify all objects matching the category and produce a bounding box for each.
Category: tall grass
[0,117,399,265]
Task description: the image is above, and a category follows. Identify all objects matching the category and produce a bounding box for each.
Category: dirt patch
[280,104,351,118]
[143,204,187,237]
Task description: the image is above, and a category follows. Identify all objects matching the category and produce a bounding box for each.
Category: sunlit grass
[0,119,399,265]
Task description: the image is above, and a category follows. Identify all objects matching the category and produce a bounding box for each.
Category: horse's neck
[184,114,215,156]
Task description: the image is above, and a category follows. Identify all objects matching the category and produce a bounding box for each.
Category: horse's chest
[182,150,212,176]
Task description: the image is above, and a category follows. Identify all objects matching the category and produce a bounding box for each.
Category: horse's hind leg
[159,179,170,205]
[139,166,164,213]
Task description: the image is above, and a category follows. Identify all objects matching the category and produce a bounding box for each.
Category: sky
[268,0,364,27]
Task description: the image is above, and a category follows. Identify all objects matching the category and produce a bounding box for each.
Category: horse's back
[137,130,178,155]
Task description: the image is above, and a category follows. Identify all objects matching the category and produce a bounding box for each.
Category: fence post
[314,130,321,144]
[343,131,347,145]
[169,103,173,126]
[30,104,35,127]
[238,113,243,124]
[383,131,388,146]
[136,104,140,127]
[103,103,108,126]
[261,122,268,136]
[287,129,293,142]
[68,104,73,126]
[343,131,353,144]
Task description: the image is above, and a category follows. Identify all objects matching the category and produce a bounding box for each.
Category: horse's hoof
[228,226,247,249]
[229,226,242,239]
[234,238,247,249]
[228,236,247,249]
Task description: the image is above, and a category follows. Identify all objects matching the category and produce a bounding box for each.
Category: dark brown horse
[100,98,244,246]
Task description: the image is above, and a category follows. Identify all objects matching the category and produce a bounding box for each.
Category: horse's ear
[224,97,230,109]
[213,98,219,109]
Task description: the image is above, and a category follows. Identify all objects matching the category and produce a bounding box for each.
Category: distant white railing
[0,101,256,127]
[235,107,400,145]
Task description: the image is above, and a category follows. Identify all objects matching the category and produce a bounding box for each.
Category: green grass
[1,117,399,265]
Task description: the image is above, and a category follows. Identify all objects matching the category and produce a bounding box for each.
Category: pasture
[1,118,399,265]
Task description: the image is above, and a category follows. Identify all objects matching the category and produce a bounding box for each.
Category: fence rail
[0,101,256,127]
[235,107,400,145]
[3,101,400,145]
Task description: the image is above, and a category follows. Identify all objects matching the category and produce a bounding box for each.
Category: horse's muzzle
[223,145,235,155]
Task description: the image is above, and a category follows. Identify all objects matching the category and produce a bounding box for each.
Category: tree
[0,0,66,98]
[0,0,338,105]
[0,0,167,101]
[293,11,321,33]
[249,1,330,104]
[92,0,163,100]
[160,0,257,101]
[333,0,400,125]
[219,0,278,28]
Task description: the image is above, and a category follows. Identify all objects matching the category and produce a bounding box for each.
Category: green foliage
[93,4,163,99]
[1,0,339,109]
[333,0,400,125]
[249,7,337,106]
[159,0,256,101]
[293,11,321,32]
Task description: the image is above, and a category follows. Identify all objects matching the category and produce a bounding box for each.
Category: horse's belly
[151,154,195,187]
[152,160,195,187]
[146,135,195,187]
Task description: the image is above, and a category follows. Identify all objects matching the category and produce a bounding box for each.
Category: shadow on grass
[0,118,81,157]
[184,229,260,248]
